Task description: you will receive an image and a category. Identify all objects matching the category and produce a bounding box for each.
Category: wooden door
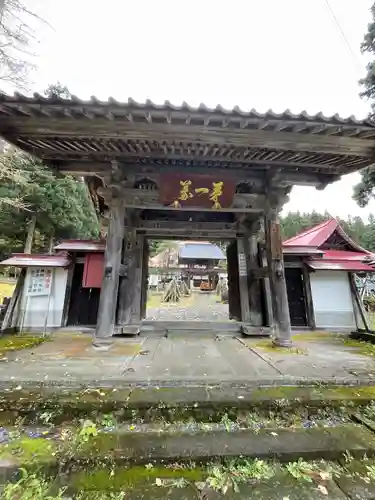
[67,263,100,326]
[285,267,307,327]
[227,241,241,321]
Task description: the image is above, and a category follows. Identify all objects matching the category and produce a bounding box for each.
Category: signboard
[160,174,235,209]
[238,253,247,276]
[270,222,283,260]
[27,268,52,296]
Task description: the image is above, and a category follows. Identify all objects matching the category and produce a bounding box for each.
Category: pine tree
[353,3,375,206]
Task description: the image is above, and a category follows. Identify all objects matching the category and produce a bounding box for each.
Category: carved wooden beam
[58,161,268,183]
[58,162,344,189]
[148,266,227,274]
[273,171,340,187]
[97,186,267,212]
[125,204,263,213]
[136,220,237,232]
[5,119,375,156]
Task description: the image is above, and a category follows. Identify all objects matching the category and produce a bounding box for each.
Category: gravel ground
[145,291,230,321]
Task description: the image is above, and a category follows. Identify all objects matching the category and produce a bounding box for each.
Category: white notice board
[26,268,52,296]
[238,253,247,277]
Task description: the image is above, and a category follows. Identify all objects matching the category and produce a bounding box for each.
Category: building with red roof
[282,218,374,330]
[283,218,373,269]
[1,219,374,333]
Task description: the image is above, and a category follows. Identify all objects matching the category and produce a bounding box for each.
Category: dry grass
[0,279,16,304]
[368,312,375,331]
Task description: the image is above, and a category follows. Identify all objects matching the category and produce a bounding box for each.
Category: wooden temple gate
[1,94,375,348]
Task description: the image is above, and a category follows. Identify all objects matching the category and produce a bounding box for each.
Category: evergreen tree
[280,211,375,252]
[353,3,375,206]
[44,82,71,99]
[0,81,99,258]
[0,150,99,258]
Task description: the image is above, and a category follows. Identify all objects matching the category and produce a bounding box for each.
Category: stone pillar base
[241,324,270,336]
[92,338,114,350]
[116,324,141,335]
[272,337,294,348]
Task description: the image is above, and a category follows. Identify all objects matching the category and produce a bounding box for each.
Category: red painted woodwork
[283,218,369,253]
[82,253,104,288]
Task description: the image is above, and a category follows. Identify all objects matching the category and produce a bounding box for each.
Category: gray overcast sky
[23,0,375,219]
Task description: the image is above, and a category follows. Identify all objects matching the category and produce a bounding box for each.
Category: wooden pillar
[93,201,125,347]
[118,229,136,329]
[237,238,251,322]
[61,255,76,327]
[260,242,274,329]
[264,208,292,347]
[131,234,144,324]
[302,266,316,329]
[349,273,371,331]
[140,237,149,320]
[247,235,263,326]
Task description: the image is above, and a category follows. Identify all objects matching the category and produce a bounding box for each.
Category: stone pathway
[145,291,230,321]
[0,330,374,386]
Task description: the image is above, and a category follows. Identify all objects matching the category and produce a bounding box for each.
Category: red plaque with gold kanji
[160,174,235,209]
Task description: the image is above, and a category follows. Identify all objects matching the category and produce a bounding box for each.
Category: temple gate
[1,94,375,347]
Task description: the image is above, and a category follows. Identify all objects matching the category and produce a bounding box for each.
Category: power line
[324,0,363,74]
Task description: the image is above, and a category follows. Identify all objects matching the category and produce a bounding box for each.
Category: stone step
[66,424,375,464]
[0,384,374,425]
[2,423,375,469]
[66,468,349,499]
[141,320,242,333]
[4,460,375,499]
[1,386,375,498]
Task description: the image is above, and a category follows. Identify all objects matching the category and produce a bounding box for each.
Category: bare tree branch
[0,0,47,90]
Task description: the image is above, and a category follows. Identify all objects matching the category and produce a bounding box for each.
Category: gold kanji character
[178,180,194,201]
[209,181,224,209]
[195,187,209,196]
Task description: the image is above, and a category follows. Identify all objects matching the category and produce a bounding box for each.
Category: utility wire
[324,0,363,75]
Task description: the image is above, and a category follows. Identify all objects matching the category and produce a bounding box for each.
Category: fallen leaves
[317,484,328,495]
[319,471,331,481]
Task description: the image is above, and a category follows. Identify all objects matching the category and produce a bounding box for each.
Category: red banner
[160,174,235,209]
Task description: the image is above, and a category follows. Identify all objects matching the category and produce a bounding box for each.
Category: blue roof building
[179,242,225,261]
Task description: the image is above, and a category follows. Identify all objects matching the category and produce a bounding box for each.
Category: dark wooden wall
[227,240,241,321]
[67,263,100,326]
[141,239,149,320]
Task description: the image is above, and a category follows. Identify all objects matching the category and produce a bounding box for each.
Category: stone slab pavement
[0,330,373,387]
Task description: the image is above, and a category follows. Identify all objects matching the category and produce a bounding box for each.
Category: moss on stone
[292,332,332,342]
[341,337,375,357]
[250,386,304,400]
[0,436,58,465]
[0,334,47,357]
[292,331,375,357]
[253,340,307,355]
[71,465,205,491]
[250,385,375,403]
[320,386,375,399]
